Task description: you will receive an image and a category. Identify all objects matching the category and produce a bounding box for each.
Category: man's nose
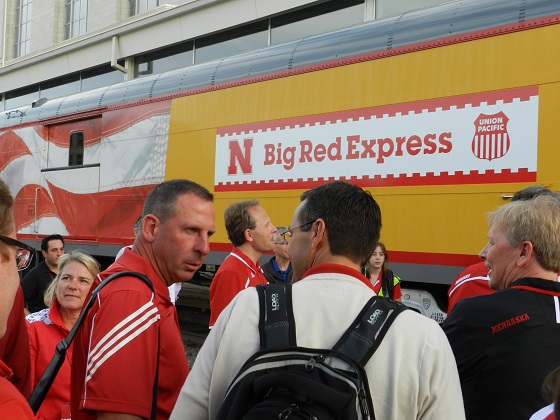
[196,235,211,256]
[479,244,489,260]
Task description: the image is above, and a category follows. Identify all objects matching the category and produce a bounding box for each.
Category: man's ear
[142,214,159,243]
[244,228,253,243]
[517,240,533,267]
[42,249,47,259]
[310,219,327,250]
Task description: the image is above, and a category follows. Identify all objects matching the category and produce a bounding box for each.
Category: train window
[195,21,268,64]
[271,0,363,46]
[69,132,84,166]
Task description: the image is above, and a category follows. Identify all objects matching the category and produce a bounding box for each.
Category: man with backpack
[171,181,465,419]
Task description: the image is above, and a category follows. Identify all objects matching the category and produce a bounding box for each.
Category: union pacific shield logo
[472,111,510,161]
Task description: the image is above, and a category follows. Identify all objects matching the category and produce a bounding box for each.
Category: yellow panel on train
[167,22,560,263]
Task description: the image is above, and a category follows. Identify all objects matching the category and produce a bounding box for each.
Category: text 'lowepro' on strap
[257,284,296,350]
[333,297,408,366]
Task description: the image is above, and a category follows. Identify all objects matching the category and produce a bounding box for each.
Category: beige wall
[31,1,64,54]
[0,0,322,93]
[88,0,127,33]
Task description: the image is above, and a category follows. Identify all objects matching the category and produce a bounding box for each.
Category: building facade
[0,0,448,111]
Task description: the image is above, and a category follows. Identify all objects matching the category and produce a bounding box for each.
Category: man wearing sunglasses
[0,178,36,418]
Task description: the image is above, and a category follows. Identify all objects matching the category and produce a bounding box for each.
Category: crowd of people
[2,177,560,419]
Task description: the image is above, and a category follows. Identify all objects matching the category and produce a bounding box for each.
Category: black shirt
[20,260,56,313]
[442,277,560,420]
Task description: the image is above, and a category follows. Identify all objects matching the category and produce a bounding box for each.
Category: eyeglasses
[0,235,36,271]
[281,219,318,243]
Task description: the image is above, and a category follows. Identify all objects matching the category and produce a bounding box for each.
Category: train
[2,0,559,322]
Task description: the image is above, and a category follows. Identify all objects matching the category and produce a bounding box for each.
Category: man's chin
[175,266,202,283]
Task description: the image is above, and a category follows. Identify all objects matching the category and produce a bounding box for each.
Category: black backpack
[216,283,408,420]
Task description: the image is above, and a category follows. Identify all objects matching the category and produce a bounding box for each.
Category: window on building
[375,0,450,19]
[81,65,124,91]
[271,0,364,46]
[69,132,84,166]
[130,0,159,16]
[66,0,88,39]
[15,0,32,57]
[40,74,81,101]
[195,21,268,64]
[135,41,194,78]
[5,84,39,111]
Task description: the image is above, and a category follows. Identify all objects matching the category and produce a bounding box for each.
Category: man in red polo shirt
[209,199,276,328]
[447,261,493,314]
[71,179,216,420]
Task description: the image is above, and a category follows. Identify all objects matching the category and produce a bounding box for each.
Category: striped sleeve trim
[85,300,160,382]
[448,276,490,297]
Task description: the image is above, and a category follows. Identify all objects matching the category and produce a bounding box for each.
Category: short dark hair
[143,179,214,222]
[299,181,382,266]
[224,199,259,247]
[512,185,554,201]
[41,234,65,252]
[133,216,142,234]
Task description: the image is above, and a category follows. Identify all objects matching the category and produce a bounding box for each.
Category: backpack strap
[28,271,159,418]
[257,284,296,350]
[333,296,408,366]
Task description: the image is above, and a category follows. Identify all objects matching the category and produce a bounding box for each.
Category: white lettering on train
[476,117,505,133]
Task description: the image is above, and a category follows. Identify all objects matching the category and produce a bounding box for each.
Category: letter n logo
[228,138,253,175]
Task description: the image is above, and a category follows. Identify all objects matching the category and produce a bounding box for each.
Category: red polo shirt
[209,248,268,327]
[27,301,72,420]
[71,249,188,419]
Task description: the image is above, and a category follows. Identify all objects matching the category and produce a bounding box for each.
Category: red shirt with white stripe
[447,261,494,314]
[530,403,556,420]
[70,249,188,419]
[209,247,268,327]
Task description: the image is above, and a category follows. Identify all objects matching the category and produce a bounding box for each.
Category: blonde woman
[26,251,99,420]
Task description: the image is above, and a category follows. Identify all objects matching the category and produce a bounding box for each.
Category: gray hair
[488,195,560,272]
[273,226,288,243]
